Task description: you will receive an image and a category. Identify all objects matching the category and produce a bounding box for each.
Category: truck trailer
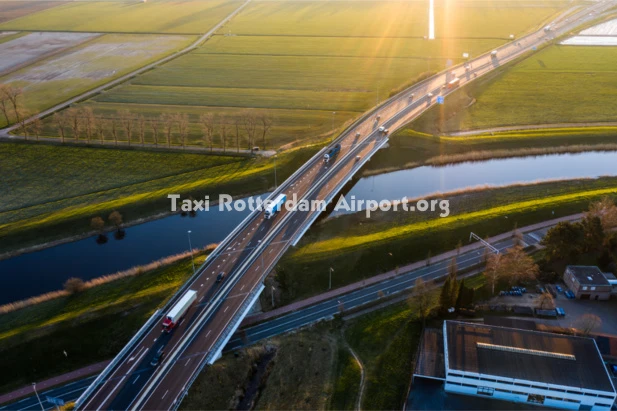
[447,77,460,89]
[264,193,287,219]
[162,289,197,332]
[323,143,341,163]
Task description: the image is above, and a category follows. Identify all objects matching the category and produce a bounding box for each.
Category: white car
[378,126,385,132]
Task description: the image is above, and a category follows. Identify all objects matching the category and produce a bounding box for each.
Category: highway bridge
[76,3,614,409]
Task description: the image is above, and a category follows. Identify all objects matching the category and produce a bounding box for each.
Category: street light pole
[32,383,44,411]
[329,267,334,290]
[274,153,277,189]
[187,230,195,274]
[271,285,275,307]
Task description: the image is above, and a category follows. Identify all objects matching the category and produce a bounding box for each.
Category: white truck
[162,289,197,332]
[264,193,286,219]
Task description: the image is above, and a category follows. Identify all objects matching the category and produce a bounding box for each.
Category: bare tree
[149,118,160,146]
[0,85,11,126]
[119,110,133,146]
[537,292,555,310]
[64,277,86,294]
[259,113,273,150]
[82,107,95,142]
[109,210,123,231]
[162,113,174,147]
[53,112,68,143]
[110,119,119,145]
[17,109,29,138]
[501,245,539,286]
[176,113,189,148]
[484,253,502,296]
[96,118,106,142]
[199,113,215,152]
[234,117,242,153]
[218,116,227,152]
[31,116,42,141]
[137,115,146,146]
[587,197,617,230]
[574,314,602,336]
[2,85,23,124]
[67,108,81,140]
[408,278,435,328]
[242,111,258,149]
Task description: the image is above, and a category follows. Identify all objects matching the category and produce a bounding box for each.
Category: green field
[224,0,565,37]
[34,0,568,149]
[412,45,617,134]
[0,0,242,34]
[0,1,64,24]
[275,177,617,305]
[0,141,319,255]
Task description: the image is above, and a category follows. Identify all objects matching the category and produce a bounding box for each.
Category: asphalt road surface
[75,2,616,409]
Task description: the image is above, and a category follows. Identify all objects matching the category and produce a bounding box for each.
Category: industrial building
[563,266,617,300]
[414,321,617,410]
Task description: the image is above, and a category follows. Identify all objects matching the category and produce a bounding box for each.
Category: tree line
[49,108,273,151]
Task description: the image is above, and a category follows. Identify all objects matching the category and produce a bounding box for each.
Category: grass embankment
[275,178,617,304]
[0,142,319,255]
[363,127,617,176]
[0,250,208,394]
[36,0,566,149]
[0,0,241,34]
[411,45,617,135]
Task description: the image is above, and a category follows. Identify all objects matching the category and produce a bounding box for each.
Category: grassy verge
[0,251,208,394]
[275,178,617,304]
[329,345,362,410]
[345,299,433,409]
[0,142,321,255]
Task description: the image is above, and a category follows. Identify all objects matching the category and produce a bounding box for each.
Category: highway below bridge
[75,3,613,409]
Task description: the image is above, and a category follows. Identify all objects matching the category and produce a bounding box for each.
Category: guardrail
[75,309,161,409]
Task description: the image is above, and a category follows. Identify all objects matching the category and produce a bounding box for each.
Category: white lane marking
[185,359,191,366]
[128,346,146,362]
[97,348,148,410]
[240,285,245,291]
[224,306,229,313]
[133,375,141,385]
[162,390,169,400]
[206,330,212,338]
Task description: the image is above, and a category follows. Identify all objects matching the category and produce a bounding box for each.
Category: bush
[64,277,86,294]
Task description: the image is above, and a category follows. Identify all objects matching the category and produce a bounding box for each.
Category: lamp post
[32,383,44,411]
[329,267,334,290]
[187,230,195,274]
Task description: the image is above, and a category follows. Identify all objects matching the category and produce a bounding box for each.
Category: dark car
[217,272,225,283]
[151,349,164,367]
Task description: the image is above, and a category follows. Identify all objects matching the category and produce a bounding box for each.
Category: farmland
[0,33,194,127]
[0,0,243,34]
[0,1,64,25]
[41,0,568,149]
[0,141,319,254]
[411,45,617,134]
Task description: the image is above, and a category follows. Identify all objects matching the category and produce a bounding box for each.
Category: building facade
[563,266,612,300]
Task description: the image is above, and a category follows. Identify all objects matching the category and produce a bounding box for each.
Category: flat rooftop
[414,328,445,380]
[566,265,610,286]
[445,321,615,393]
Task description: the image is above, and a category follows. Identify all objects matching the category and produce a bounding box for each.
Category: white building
[443,321,617,410]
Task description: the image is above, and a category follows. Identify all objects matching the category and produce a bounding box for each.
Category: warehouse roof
[445,321,615,392]
[566,265,610,286]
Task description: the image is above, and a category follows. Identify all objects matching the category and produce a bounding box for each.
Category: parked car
[556,285,563,293]
[556,307,566,316]
[565,290,575,299]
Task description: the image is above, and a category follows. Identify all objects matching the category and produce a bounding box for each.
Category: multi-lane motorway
[75,3,614,409]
